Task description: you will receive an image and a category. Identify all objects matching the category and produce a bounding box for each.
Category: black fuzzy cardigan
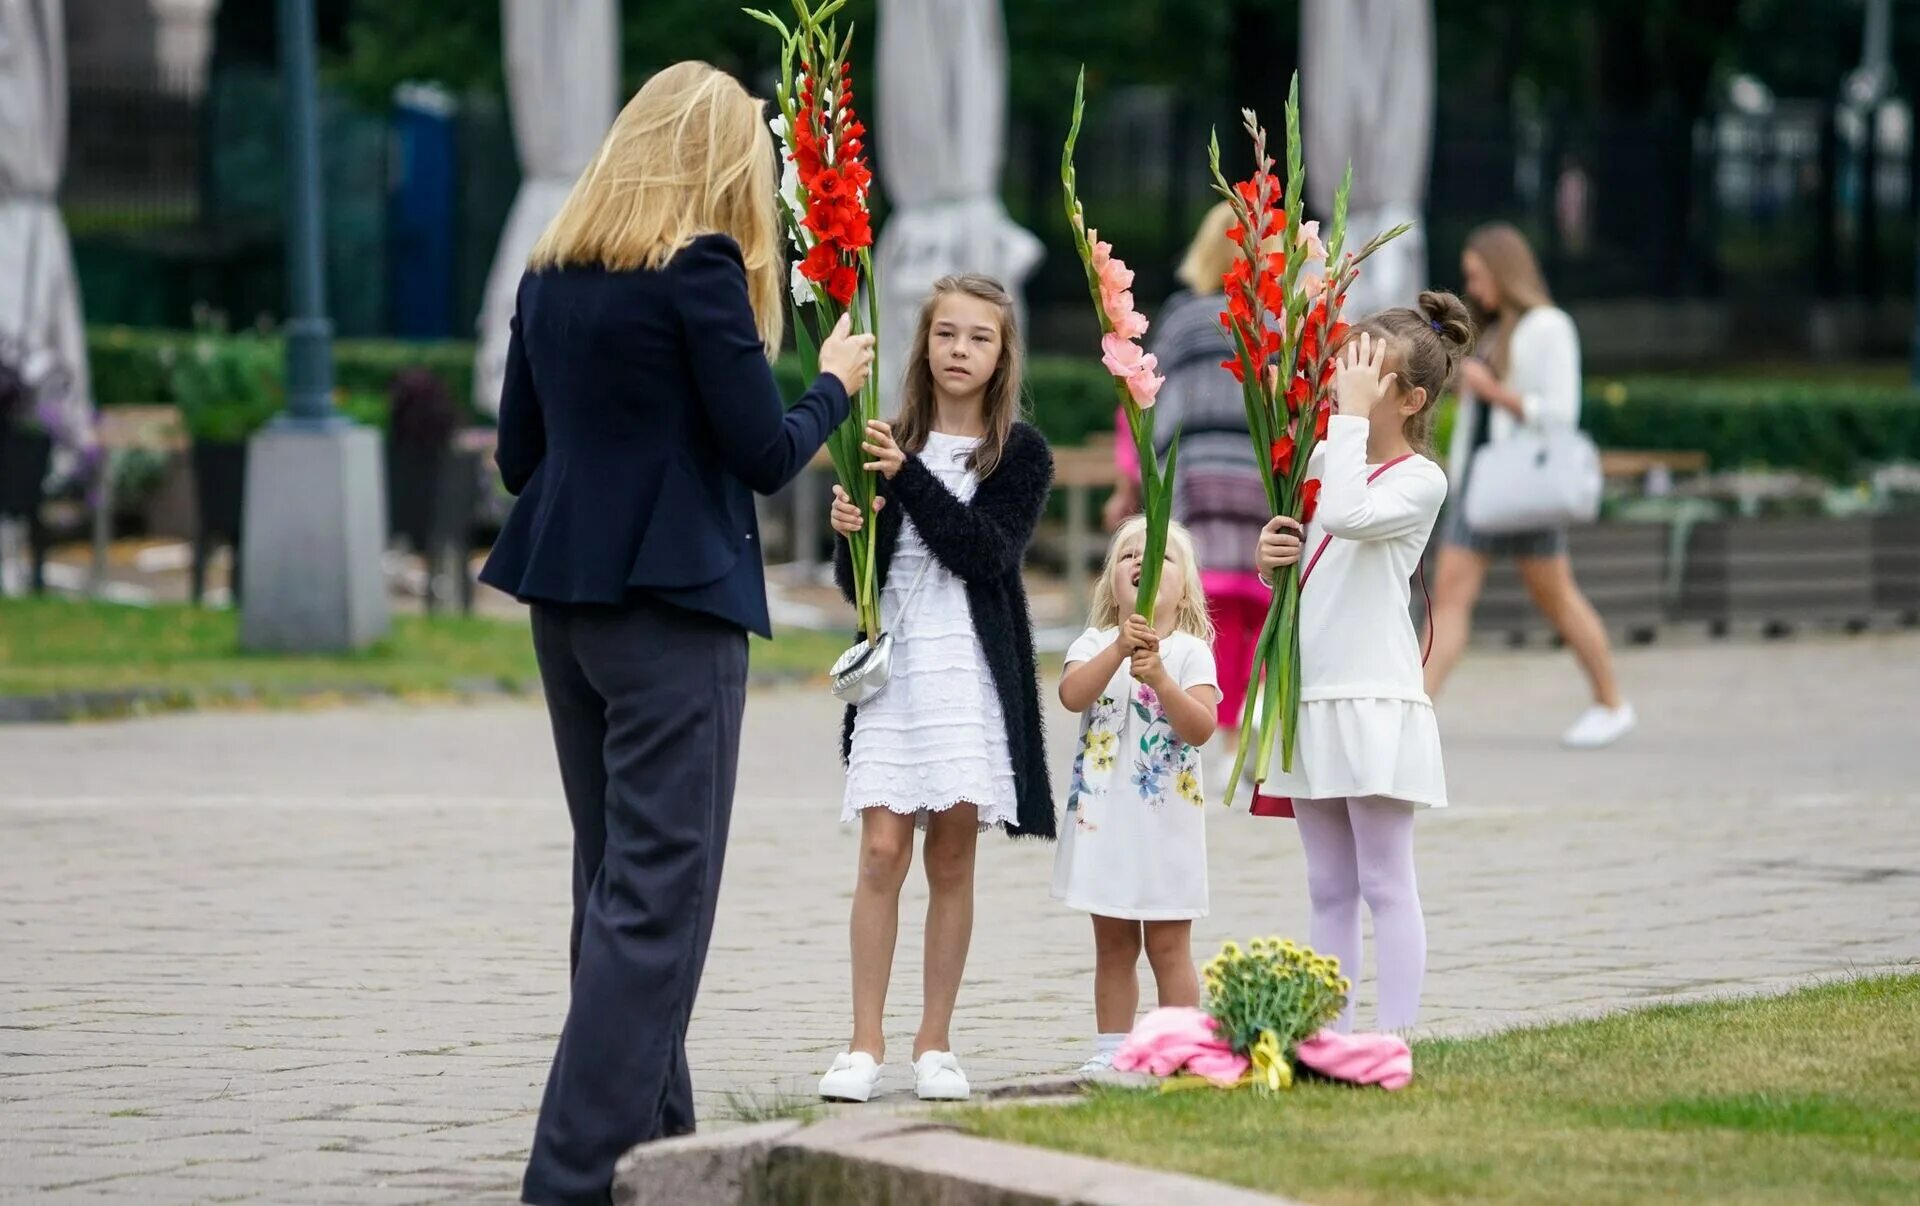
[834,421,1056,840]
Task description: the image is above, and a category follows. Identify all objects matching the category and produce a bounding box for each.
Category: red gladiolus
[1221,355,1246,383]
[1314,404,1330,440]
[1299,478,1322,524]
[812,167,847,201]
[1285,373,1311,414]
[1270,433,1296,476]
[800,241,837,282]
[826,265,859,306]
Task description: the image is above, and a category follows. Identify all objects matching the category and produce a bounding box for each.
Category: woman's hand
[860,419,906,480]
[1459,356,1524,415]
[830,484,883,536]
[1332,331,1398,419]
[1458,356,1498,399]
[1120,613,1159,656]
[819,312,877,395]
[1255,515,1305,577]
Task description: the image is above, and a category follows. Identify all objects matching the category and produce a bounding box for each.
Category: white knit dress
[842,431,1019,829]
[1260,416,1450,809]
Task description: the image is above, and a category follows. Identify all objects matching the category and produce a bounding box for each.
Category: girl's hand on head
[829,484,883,536]
[819,312,877,395]
[1332,331,1398,419]
[861,419,906,480]
[1120,613,1159,656]
[1256,515,1304,575]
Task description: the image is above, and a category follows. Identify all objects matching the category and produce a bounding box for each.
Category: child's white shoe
[1075,1051,1116,1077]
[818,1051,883,1102]
[912,1050,971,1101]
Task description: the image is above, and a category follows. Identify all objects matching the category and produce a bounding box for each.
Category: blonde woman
[1424,223,1633,749]
[1106,202,1271,780]
[478,62,874,1203]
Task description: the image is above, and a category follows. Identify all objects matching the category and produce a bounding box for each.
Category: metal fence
[61,71,1914,350]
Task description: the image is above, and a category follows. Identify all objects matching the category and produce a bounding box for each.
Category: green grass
[720,1089,820,1125]
[0,598,849,705]
[959,973,1920,1205]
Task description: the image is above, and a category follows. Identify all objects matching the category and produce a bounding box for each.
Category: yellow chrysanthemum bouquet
[1199,937,1351,1091]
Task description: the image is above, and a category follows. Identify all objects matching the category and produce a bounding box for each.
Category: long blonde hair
[1463,223,1552,376]
[1090,517,1214,641]
[1176,201,1240,295]
[529,61,783,354]
[893,274,1025,478]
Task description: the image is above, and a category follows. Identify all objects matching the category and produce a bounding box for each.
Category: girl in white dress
[1254,292,1473,1033]
[1053,517,1220,1073]
[819,276,1055,1104]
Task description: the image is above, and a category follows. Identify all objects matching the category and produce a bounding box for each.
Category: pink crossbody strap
[1293,454,1433,667]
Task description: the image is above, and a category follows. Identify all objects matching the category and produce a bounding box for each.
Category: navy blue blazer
[479,234,850,637]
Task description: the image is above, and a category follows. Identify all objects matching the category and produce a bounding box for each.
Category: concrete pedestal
[239,423,390,652]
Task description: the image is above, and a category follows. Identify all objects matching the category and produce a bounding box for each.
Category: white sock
[1095,1032,1126,1056]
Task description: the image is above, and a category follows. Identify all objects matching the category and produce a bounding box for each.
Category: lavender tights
[1293,796,1425,1032]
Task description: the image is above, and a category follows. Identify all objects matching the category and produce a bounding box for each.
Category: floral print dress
[1050,628,1218,921]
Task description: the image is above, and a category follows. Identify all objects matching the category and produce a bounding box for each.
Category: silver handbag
[829,553,933,705]
[1462,426,1603,535]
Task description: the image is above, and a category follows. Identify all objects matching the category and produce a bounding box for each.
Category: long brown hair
[530,62,783,355]
[893,274,1024,478]
[1463,222,1552,376]
[1345,290,1476,456]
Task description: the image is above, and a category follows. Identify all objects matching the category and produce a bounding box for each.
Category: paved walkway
[4,634,1918,1203]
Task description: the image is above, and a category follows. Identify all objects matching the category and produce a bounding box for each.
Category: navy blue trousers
[521,599,748,1206]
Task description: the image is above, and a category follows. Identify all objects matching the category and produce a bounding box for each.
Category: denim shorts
[1441,504,1568,559]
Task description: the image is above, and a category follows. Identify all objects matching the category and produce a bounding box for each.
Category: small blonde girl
[1052,517,1220,1073]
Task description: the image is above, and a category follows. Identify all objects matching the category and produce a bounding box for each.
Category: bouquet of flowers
[1112,936,1352,1093]
[1060,69,1172,621]
[748,0,884,637]
[1208,76,1411,794]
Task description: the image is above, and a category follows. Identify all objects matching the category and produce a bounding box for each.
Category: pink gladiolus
[1126,363,1165,408]
[1297,219,1327,263]
[1101,331,1145,375]
[1105,290,1148,341]
[1101,334,1163,410]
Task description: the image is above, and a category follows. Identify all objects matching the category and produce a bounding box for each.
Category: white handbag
[1461,425,1603,535]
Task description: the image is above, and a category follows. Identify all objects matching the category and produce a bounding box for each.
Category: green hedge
[88,326,477,421]
[1580,377,1920,483]
[89,327,1919,481]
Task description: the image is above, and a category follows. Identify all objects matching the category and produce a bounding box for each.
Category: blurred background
[1,0,1915,649]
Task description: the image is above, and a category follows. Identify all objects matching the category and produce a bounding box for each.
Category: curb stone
[0,668,822,723]
[614,1113,1296,1206]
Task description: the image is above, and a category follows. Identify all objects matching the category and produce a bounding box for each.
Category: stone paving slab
[4,634,1919,1202]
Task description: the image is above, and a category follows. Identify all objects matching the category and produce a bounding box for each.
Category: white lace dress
[842,431,1019,830]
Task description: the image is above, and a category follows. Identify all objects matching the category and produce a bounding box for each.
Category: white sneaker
[1562,703,1637,749]
[818,1051,883,1102]
[912,1050,971,1101]
[1075,1051,1116,1077]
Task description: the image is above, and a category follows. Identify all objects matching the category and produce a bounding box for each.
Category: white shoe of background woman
[912,1051,971,1101]
[1562,702,1636,749]
[818,1051,883,1102]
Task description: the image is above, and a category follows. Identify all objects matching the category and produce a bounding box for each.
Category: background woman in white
[1422,223,1635,750]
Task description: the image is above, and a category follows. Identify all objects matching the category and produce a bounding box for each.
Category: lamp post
[237,0,389,652]
[275,0,332,423]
